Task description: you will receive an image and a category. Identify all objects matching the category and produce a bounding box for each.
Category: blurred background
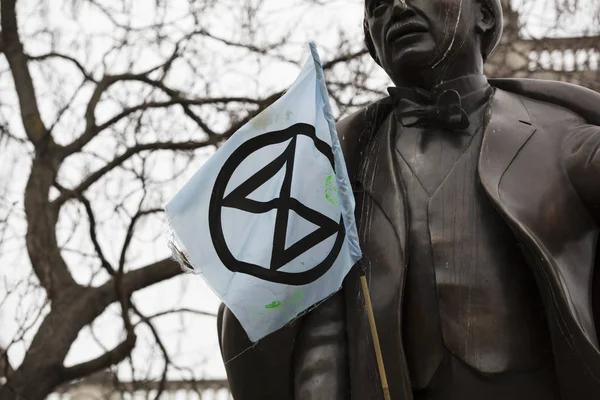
[0,0,597,399]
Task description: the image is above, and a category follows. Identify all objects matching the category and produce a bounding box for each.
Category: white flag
[165,43,361,342]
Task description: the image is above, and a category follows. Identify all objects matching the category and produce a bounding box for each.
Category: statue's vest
[393,113,555,386]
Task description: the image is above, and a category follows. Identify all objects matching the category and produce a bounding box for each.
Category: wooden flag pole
[360,274,392,400]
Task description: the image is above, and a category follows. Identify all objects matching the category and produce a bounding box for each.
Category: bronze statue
[217,0,600,398]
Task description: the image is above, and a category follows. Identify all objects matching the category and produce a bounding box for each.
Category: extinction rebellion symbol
[208,123,345,285]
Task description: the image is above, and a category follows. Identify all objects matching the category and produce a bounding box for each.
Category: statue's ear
[476,1,496,34]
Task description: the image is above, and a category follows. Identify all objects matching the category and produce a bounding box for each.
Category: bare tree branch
[61,333,137,382]
[139,308,217,324]
[60,72,232,158]
[130,305,168,400]
[54,139,223,206]
[323,49,369,70]
[1,0,52,148]
[94,96,266,137]
[2,0,79,301]
[98,258,183,307]
[197,28,298,65]
[28,52,96,83]
[118,208,163,272]
[78,193,117,276]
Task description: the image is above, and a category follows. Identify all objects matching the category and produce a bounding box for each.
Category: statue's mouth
[386,21,428,44]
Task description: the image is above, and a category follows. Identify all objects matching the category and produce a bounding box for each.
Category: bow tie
[389,88,470,131]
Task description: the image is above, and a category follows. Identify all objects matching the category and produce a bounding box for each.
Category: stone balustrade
[526,37,599,72]
[50,373,231,400]
[486,35,600,91]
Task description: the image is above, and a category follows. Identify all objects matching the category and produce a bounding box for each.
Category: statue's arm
[563,124,600,224]
[294,290,349,399]
[563,123,600,347]
[218,305,300,400]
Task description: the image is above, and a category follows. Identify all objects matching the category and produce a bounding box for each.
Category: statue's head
[363,0,502,88]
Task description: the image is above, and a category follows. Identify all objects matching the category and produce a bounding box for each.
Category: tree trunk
[0,367,61,400]
[0,285,111,399]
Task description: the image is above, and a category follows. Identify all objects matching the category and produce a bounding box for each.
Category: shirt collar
[432,74,490,98]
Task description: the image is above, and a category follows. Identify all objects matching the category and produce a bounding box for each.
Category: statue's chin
[387,40,438,71]
[384,36,469,87]
[386,53,437,86]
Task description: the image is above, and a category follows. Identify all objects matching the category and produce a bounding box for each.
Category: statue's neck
[390,52,485,91]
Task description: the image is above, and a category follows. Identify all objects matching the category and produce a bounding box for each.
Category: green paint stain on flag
[325,175,339,206]
[265,301,283,309]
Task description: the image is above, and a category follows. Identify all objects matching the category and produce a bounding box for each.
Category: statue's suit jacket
[217,79,600,400]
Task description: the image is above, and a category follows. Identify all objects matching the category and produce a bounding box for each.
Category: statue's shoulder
[336,97,394,180]
[490,78,600,126]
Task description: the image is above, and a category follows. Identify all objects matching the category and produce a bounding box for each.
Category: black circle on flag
[208,123,345,285]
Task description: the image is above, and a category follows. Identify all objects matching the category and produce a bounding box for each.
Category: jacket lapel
[478,88,536,199]
[359,120,409,249]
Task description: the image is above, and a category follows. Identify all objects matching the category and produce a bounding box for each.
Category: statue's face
[365,0,485,85]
